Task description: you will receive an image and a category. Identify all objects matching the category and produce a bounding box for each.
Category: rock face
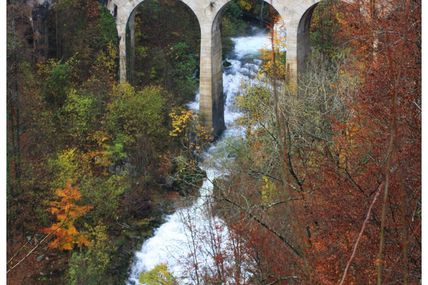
[106,0,321,137]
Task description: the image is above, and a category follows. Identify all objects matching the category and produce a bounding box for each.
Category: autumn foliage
[42,182,92,251]
[213,0,420,284]
[6,0,421,283]
[307,0,421,283]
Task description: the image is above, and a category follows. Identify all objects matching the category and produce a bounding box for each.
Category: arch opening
[214,0,282,58]
[297,3,318,74]
[297,0,347,74]
[213,0,282,56]
[206,0,282,135]
[42,1,119,80]
[125,0,201,106]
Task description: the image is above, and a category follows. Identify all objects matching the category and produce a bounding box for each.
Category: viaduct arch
[106,0,321,137]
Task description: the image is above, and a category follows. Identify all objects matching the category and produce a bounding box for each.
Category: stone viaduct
[105,0,321,137]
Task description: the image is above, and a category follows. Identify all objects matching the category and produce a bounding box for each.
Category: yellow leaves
[49,207,60,215]
[194,123,212,145]
[83,131,113,171]
[85,149,112,169]
[260,49,287,79]
[169,108,193,137]
[335,121,363,169]
[237,0,252,11]
[91,130,110,145]
[236,85,271,132]
[258,25,287,76]
[139,263,178,285]
[43,182,92,251]
[95,42,117,73]
[338,150,347,169]
[112,82,135,98]
[169,107,212,153]
[261,176,276,204]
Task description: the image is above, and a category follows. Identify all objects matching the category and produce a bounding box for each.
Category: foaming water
[126,31,270,285]
[232,33,271,58]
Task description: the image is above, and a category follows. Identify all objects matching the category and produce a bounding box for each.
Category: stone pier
[106,0,321,136]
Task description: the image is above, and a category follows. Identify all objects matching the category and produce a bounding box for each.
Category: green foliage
[310,0,343,61]
[139,264,178,285]
[221,1,248,56]
[98,5,119,47]
[48,148,83,189]
[133,0,199,104]
[51,0,118,81]
[94,42,118,77]
[136,46,149,58]
[166,106,209,193]
[39,58,76,108]
[236,85,271,127]
[221,1,246,37]
[61,89,96,141]
[7,0,282,283]
[7,0,184,283]
[169,42,198,98]
[80,172,129,221]
[105,134,128,163]
[171,155,205,195]
[47,147,127,222]
[67,224,116,285]
[106,83,167,146]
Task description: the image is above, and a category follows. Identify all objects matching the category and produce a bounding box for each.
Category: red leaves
[308,0,421,283]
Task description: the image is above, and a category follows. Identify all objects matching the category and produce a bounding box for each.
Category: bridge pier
[116,4,127,83]
[118,28,127,83]
[128,9,136,84]
[281,12,300,89]
[286,29,298,89]
[110,0,319,136]
[199,16,225,138]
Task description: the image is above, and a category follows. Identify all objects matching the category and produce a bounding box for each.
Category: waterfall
[127,28,271,285]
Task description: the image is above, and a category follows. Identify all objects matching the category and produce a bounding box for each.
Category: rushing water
[126,29,271,285]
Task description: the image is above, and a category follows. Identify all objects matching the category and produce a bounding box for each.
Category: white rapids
[126,30,271,285]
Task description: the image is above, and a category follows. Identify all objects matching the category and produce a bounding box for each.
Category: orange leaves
[42,182,92,251]
[54,186,81,201]
[333,121,366,169]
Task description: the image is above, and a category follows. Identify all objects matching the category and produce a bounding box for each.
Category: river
[127,29,271,285]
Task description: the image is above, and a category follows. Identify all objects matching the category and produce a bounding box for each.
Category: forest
[6,0,421,284]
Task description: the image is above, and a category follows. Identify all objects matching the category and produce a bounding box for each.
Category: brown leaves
[310,0,421,283]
